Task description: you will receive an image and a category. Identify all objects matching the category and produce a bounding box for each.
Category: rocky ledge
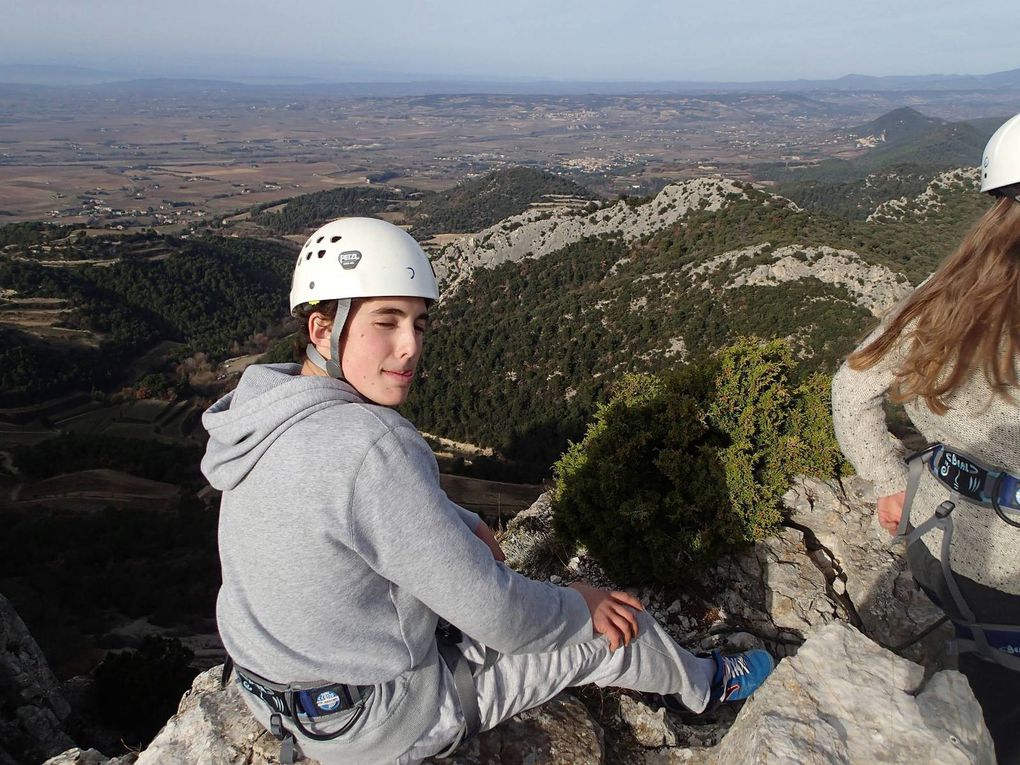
[36,475,996,764]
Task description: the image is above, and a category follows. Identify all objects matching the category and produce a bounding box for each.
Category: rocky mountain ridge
[432,177,792,298]
[869,167,981,223]
[30,474,996,765]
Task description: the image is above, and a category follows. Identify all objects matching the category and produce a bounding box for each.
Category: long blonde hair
[849,195,1020,414]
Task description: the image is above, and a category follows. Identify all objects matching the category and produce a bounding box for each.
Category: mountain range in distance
[1,63,1019,95]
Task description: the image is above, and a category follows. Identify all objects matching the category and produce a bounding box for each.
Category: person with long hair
[832,112,1020,762]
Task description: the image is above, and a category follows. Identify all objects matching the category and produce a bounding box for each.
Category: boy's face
[340,296,428,407]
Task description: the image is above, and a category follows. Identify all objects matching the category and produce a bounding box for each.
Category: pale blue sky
[2,0,1018,82]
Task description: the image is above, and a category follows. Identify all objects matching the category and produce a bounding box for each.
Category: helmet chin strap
[305,298,351,380]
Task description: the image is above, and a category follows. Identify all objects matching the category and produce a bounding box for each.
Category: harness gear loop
[899,443,1020,671]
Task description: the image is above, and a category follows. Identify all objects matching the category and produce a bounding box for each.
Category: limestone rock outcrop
[51,665,602,765]
[432,178,787,298]
[0,593,75,765]
[697,623,994,765]
[42,474,994,765]
[41,747,135,765]
[784,476,950,665]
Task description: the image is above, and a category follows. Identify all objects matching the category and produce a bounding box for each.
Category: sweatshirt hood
[201,363,368,491]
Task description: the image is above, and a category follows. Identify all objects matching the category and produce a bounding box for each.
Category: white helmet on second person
[290,217,438,379]
[980,112,1020,196]
[290,216,438,314]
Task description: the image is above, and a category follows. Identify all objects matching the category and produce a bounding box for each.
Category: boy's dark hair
[292,299,340,359]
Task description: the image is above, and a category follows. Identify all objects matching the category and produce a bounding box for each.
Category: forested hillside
[242,166,599,240]
[757,107,993,218]
[0,158,988,467]
[409,166,599,237]
[0,235,293,403]
[405,174,987,472]
[252,187,407,234]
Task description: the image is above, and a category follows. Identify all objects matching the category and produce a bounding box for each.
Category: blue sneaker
[711,648,775,703]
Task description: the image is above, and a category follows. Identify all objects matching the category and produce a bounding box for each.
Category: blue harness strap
[927,445,1020,527]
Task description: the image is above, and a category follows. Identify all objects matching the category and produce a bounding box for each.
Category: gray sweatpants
[240,611,716,765]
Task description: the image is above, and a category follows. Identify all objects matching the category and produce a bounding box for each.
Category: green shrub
[551,338,846,586]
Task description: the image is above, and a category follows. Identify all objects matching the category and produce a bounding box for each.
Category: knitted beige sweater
[832,323,1020,596]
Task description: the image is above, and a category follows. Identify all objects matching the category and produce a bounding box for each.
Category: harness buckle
[935,500,955,519]
[269,712,285,739]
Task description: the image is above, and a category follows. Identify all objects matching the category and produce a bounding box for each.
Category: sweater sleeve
[347,426,593,654]
[831,335,909,497]
[452,504,482,531]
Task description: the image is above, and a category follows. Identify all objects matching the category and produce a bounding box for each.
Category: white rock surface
[704,526,837,639]
[42,748,135,765]
[700,623,995,765]
[869,168,980,223]
[432,178,783,298]
[784,476,951,664]
[617,695,680,748]
[702,244,913,317]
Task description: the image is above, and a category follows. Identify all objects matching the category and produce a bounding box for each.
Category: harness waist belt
[927,445,1020,518]
[235,666,373,719]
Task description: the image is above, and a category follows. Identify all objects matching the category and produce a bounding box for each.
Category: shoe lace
[721,654,750,682]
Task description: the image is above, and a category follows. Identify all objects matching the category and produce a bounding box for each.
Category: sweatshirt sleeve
[451,503,482,531]
[831,332,909,497]
[347,426,593,654]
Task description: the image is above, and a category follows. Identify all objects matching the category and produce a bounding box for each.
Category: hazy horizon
[2,0,1019,85]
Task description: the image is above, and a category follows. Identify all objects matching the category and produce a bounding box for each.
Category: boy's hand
[473,520,506,562]
[569,582,644,651]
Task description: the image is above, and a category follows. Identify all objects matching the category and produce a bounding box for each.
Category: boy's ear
[308,313,333,349]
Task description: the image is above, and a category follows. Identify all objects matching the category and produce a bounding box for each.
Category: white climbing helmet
[980,112,1020,194]
[289,217,438,315]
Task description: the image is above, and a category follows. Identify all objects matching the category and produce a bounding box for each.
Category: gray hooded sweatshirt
[201,364,591,762]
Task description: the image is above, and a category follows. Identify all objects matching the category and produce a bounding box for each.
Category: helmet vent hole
[317,250,326,258]
[330,235,342,243]
[316,236,324,243]
[305,252,312,260]
[309,281,315,289]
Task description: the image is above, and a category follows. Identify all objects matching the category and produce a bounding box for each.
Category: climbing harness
[224,655,373,765]
[221,624,498,764]
[899,443,1020,671]
[432,621,499,759]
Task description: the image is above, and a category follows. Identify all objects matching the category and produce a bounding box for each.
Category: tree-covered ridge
[405,178,988,470]
[0,221,86,248]
[243,167,598,239]
[847,106,944,145]
[770,167,934,220]
[751,107,994,219]
[410,166,599,237]
[252,186,407,234]
[0,235,293,403]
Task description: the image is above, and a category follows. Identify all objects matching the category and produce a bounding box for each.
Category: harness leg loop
[269,712,297,765]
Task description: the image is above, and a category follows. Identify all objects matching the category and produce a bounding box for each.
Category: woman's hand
[472,520,506,562]
[877,491,906,535]
[569,582,644,651]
